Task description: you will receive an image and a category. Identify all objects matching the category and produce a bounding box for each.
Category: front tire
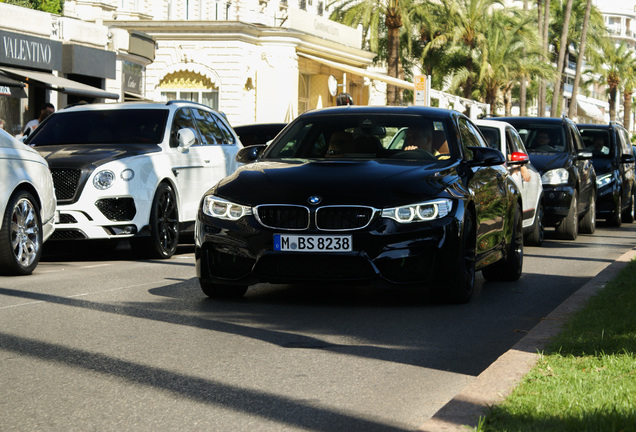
[445,212,476,304]
[622,189,635,223]
[133,183,179,259]
[525,199,544,246]
[556,191,578,240]
[200,280,248,299]
[482,203,523,281]
[579,193,596,234]
[609,194,622,227]
[0,191,43,275]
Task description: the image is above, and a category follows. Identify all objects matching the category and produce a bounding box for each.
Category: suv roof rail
[166,100,214,110]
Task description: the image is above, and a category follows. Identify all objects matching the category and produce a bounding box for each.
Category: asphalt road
[1,223,635,432]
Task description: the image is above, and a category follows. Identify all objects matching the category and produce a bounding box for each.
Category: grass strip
[478,258,636,431]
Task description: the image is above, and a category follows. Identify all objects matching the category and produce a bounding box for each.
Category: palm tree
[537,0,551,116]
[477,9,551,114]
[550,0,574,117]
[438,0,501,101]
[586,42,632,122]
[412,1,450,91]
[567,0,596,120]
[622,61,636,131]
[330,0,417,105]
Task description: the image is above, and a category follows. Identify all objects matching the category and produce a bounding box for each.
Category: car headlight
[596,173,613,189]
[382,199,453,223]
[93,170,116,190]
[541,168,569,185]
[202,195,253,220]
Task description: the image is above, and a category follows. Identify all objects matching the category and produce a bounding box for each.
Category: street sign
[414,75,428,106]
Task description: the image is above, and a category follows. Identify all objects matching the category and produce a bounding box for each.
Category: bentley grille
[50,169,81,201]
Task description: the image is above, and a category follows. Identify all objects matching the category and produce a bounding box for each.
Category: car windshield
[263,114,454,162]
[578,128,613,158]
[508,123,568,153]
[27,109,169,146]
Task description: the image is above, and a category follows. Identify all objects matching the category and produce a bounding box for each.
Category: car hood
[35,144,161,169]
[0,131,46,164]
[213,159,464,207]
[528,152,572,174]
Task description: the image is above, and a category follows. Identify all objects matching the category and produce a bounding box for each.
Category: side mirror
[507,151,530,166]
[467,146,506,166]
[621,153,635,163]
[177,128,197,152]
[236,144,266,164]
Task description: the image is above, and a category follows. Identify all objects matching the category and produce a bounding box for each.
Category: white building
[0,3,154,135]
[61,0,401,126]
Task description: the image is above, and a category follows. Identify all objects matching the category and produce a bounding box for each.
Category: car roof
[494,116,570,125]
[59,101,215,113]
[474,118,515,130]
[297,105,463,118]
[577,123,623,131]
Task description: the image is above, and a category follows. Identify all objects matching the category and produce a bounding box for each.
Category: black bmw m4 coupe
[195,106,524,303]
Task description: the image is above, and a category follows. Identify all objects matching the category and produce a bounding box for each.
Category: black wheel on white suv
[132,183,179,259]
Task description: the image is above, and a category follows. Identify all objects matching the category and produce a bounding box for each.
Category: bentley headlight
[541,168,569,185]
[202,195,253,220]
[93,170,116,190]
[382,199,453,223]
[596,173,613,189]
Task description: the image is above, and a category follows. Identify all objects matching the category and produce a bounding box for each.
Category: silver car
[476,119,545,245]
[0,129,56,274]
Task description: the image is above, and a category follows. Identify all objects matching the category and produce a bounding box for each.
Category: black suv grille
[256,205,309,229]
[51,169,81,201]
[316,206,374,230]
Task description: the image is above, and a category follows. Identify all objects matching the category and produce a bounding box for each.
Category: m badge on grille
[308,195,322,205]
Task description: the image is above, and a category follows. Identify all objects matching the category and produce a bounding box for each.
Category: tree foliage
[2,0,63,14]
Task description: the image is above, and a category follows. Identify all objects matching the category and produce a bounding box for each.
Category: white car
[0,129,56,274]
[25,101,242,258]
[475,119,545,245]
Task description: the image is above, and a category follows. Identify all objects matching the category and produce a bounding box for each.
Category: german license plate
[273,234,352,252]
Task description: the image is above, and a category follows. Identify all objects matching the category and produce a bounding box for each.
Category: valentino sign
[0,30,62,71]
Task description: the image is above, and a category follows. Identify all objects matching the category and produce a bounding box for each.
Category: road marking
[0,280,166,310]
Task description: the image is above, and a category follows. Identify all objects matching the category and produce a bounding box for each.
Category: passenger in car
[591,135,610,155]
[326,131,355,157]
[404,125,449,157]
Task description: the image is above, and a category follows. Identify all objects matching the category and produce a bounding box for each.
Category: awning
[577,99,605,121]
[124,91,154,102]
[0,73,27,98]
[297,52,414,90]
[0,66,119,100]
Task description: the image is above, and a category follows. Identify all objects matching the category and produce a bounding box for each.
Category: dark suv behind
[576,122,635,226]
[493,116,596,240]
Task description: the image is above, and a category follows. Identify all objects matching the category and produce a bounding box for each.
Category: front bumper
[195,210,463,288]
[595,183,617,219]
[50,196,152,240]
[541,184,575,226]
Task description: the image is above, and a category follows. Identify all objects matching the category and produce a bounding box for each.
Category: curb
[417,247,636,432]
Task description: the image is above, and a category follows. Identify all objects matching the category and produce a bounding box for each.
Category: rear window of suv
[28,109,169,146]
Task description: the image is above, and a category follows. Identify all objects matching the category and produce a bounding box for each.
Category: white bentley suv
[25,101,242,258]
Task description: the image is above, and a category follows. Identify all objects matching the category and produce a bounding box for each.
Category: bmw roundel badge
[308,195,322,205]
